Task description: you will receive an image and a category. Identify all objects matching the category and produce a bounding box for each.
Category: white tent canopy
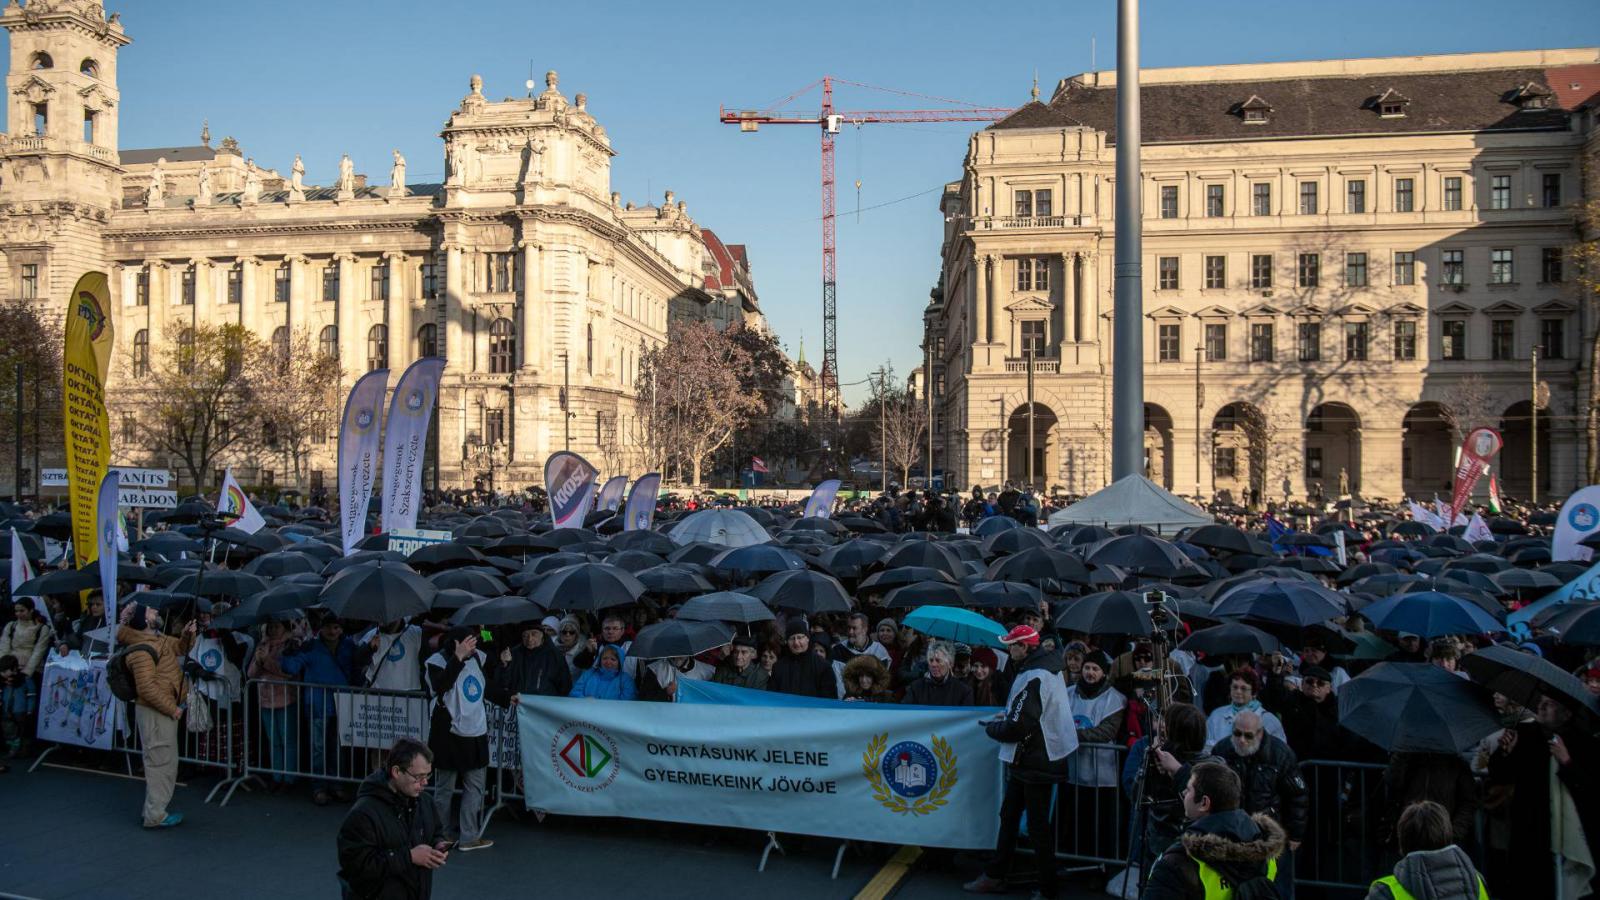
[1047,475,1213,535]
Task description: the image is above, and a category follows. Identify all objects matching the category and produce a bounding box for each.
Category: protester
[967,647,1001,707]
[1382,751,1478,848]
[493,622,572,702]
[902,641,974,706]
[117,601,196,829]
[1213,710,1307,887]
[639,655,713,701]
[965,626,1073,899]
[336,738,449,899]
[1205,669,1286,748]
[569,644,636,700]
[712,636,768,690]
[248,619,299,792]
[767,620,837,699]
[0,599,51,681]
[58,592,108,657]
[1066,648,1128,861]
[1125,703,1220,875]
[555,616,587,676]
[424,628,492,853]
[842,654,894,702]
[1261,664,1346,763]
[281,614,359,805]
[1366,800,1489,900]
[0,654,36,760]
[1141,761,1287,900]
[356,621,425,692]
[1487,693,1600,898]
[829,612,892,668]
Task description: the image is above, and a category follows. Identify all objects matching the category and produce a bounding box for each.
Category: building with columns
[0,0,762,494]
[927,47,1600,504]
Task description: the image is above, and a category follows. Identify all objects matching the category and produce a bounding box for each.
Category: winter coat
[116,623,194,719]
[968,672,1001,707]
[1383,753,1479,846]
[1121,738,1223,868]
[336,769,445,900]
[281,635,359,716]
[1143,809,1287,900]
[1263,682,1350,762]
[491,641,572,701]
[711,659,769,691]
[1213,732,1309,843]
[985,647,1069,784]
[64,612,108,655]
[1366,845,1487,900]
[248,636,296,710]
[0,619,51,677]
[902,671,975,706]
[841,654,894,703]
[767,647,837,699]
[569,645,637,701]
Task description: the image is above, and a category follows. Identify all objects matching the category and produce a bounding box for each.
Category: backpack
[107,643,158,702]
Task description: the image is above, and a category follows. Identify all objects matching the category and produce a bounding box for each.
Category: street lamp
[1194,341,1205,501]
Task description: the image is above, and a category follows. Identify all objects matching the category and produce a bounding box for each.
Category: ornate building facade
[0,0,764,494]
[928,48,1600,503]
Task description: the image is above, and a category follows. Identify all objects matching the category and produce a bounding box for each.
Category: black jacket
[767,648,837,699]
[1143,809,1287,900]
[1212,734,1308,843]
[986,647,1068,783]
[336,770,444,900]
[902,672,974,707]
[1261,677,1350,763]
[490,641,572,702]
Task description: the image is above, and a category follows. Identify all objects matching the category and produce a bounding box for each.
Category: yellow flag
[62,271,114,567]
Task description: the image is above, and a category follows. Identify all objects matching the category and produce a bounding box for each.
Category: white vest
[188,634,241,703]
[361,626,423,692]
[427,651,488,738]
[1065,684,1125,787]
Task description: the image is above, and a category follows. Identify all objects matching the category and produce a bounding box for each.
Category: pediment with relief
[1240,303,1285,317]
[1433,301,1474,316]
[1482,300,1526,315]
[1005,295,1054,313]
[1384,302,1426,317]
[1146,304,1187,319]
[78,82,115,110]
[12,75,55,104]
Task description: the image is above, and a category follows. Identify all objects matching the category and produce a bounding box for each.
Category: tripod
[1117,596,1187,900]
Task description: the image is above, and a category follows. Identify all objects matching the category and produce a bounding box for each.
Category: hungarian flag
[750,456,769,474]
[1487,472,1503,515]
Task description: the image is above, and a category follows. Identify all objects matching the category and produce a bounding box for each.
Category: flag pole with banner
[380,357,445,534]
[339,369,390,556]
[544,452,599,529]
[1448,427,1503,526]
[1554,485,1600,563]
[595,475,628,514]
[96,470,119,653]
[623,472,661,531]
[10,528,44,620]
[61,271,114,567]
[217,466,266,534]
[803,479,842,520]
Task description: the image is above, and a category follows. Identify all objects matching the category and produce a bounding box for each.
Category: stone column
[189,260,210,322]
[335,253,359,380]
[239,257,259,331]
[1061,252,1078,343]
[386,252,409,370]
[286,256,308,339]
[444,244,465,374]
[147,261,170,340]
[986,254,1000,346]
[519,238,541,370]
[1082,252,1100,325]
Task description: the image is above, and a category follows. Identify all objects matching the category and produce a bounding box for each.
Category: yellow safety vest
[1193,856,1278,900]
[1371,873,1489,900]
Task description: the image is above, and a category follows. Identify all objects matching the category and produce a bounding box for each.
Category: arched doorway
[1306,403,1361,499]
[1213,402,1268,505]
[1144,403,1174,490]
[1499,400,1550,501]
[1007,403,1058,490]
[1402,402,1453,498]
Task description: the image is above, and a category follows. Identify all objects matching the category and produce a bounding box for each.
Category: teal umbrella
[903,606,1007,649]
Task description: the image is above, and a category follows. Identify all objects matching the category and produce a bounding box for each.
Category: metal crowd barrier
[110,693,248,805]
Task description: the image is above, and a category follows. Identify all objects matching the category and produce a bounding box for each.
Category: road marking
[854,845,921,900]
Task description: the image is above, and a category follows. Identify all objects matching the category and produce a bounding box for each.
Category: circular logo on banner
[101,519,117,551]
[355,408,376,432]
[1570,503,1599,532]
[385,640,407,662]
[405,388,427,412]
[76,290,107,341]
[863,732,957,815]
[552,721,619,792]
[462,675,483,703]
[201,648,222,671]
[1473,432,1495,456]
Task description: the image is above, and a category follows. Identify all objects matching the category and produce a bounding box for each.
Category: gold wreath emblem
[862,732,958,816]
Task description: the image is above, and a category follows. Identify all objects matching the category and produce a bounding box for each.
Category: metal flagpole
[1026,346,1035,490]
[1532,346,1539,504]
[1194,342,1203,500]
[1111,0,1144,481]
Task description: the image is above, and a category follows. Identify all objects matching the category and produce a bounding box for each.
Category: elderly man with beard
[1487,694,1600,899]
[766,619,838,699]
[1213,710,1307,894]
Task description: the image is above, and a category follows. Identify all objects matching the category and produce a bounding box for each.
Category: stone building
[927,48,1600,504]
[0,0,761,495]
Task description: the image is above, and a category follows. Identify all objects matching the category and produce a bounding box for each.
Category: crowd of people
[2,477,1598,900]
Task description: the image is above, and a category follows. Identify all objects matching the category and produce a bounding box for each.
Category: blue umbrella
[1212,577,1347,628]
[903,606,1007,648]
[973,516,1020,537]
[1360,590,1505,638]
[709,544,811,580]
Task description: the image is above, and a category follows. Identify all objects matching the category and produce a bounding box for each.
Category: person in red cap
[993,625,1038,700]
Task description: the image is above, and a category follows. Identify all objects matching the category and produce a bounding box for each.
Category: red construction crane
[720,77,1013,415]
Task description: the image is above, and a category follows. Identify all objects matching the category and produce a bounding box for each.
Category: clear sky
[9,0,1599,405]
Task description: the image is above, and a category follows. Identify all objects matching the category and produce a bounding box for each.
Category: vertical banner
[803,479,842,520]
[1448,427,1503,527]
[217,466,266,534]
[10,528,45,619]
[339,369,390,556]
[596,475,628,513]
[380,357,445,533]
[96,470,119,653]
[61,271,114,566]
[623,472,661,531]
[1554,485,1600,563]
[544,452,599,529]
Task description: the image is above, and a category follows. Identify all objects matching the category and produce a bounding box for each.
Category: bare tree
[0,300,63,497]
[1571,198,1600,482]
[252,328,342,492]
[636,321,763,487]
[1437,374,1497,442]
[881,385,929,488]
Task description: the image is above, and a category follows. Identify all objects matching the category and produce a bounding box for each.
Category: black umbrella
[876,541,966,579]
[858,565,956,594]
[606,550,669,573]
[408,541,490,573]
[430,589,490,612]
[29,511,73,540]
[1053,590,1158,636]
[429,568,509,596]
[133,590,210,613]
[1185,524,1267,556]
[133,532,204,556]
[668,541,727,566]
[450,595,546,627]
[529,563,645,612]
[165,501,217,525]
[1338,662,1502,753]
[884,580,976,609]
[984,546,1091,586]
[817,539,890,578]
[629,619,735,660]
[318,561,437,623]
[322,550,409,577]
[749,570,852,614]
[708,544,811,580]
[166,570,270,599]
[968,580,1046,610]
[607,530,678,555]
[980,528,1053,558]
[1083,535,1194,578]
[635,564,716,597]
[1211,578,1346,628]
[1540,603,1600,644]
[243,551,322,579]
[0,529,44,563]
[1461,643,1600,730]
[213,584,316,628]
[14,566,97,596]
[678,591,775,625]
[1178,622,1280,657]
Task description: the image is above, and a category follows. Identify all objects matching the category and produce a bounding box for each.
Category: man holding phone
[337,738,449,899]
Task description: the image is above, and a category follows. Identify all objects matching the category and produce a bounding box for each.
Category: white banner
[36,654,118,751]
[96,471,119,653]
[42,467,170,489]
[339,369,390,556]
[118,488,176,509]
[1554,485,1600,563]
[381,357,445,534]
[388,528,452,558]
[10,528,44,619]
[333,688,517,768]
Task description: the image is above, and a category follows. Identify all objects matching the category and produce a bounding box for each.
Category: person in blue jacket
[281,615,358,805]
[569,644,636,700]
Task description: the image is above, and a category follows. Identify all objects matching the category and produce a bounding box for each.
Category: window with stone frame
[274,264,290,303]
[367,325,388,372]
[1252,183,1271,216]
[1542,173,1562,208]
[1204,323,1227,361]
[1033,190,1052,217]
[181,266,195,305]
[1441,250,1464,285]
[1345,253,1368,287]
[489,317,516,373]
[371,263,389,302]
[1205,184,1225,217]
[1250,322,1274,362]
[1541,248,1563,284]
[1250,254,1273,289]
[1205,255,1226,290]
[1393,320,1417,361]
[1489,249,1514,285]
[227,264,242,304]
[1306,446,1323,479]
[1346,179,1367,213]
[271,326,289,373]
[323,264,339,302]
[1540,318,1565,360]
[135,268,149,306]
[1297,321,1321,361]
[484,407,506,445]
[1014,190,1034,217]
[1443,176,1463,211]
[1020,319,1047,356]
[1158,323,1181,362]
[1299,181,1318,215]
[1394,177,1414,212]
[132,329,149,377]
[1344,321,1369,361]
[1490,319,1514,360]
[1490,174,1511,210]
[422,263,438,298]
[417,323,438,358]
[1159,185,1178,219]
[1215,447,1238,478]
[1158,256,1179,291]
[19,263,37,299]
[319,325,338,358]
[1441,320,1466,360]
[488,253,515,293]
[1016,257,1050,292]
[1393,252,1415,286]
[1297,253,1319,288]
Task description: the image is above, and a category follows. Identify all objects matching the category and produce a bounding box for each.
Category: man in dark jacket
[766,619,837,698]
[965,629,1070,899]
[1261,665,1348,763]
[1142,761,1287,900]
[491,623,572,703]
[903,641,974,706]
[337,738,448,899]
[1213,710,1307,891]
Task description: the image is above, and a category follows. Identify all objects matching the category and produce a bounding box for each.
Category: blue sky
[11,0,1599,404]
